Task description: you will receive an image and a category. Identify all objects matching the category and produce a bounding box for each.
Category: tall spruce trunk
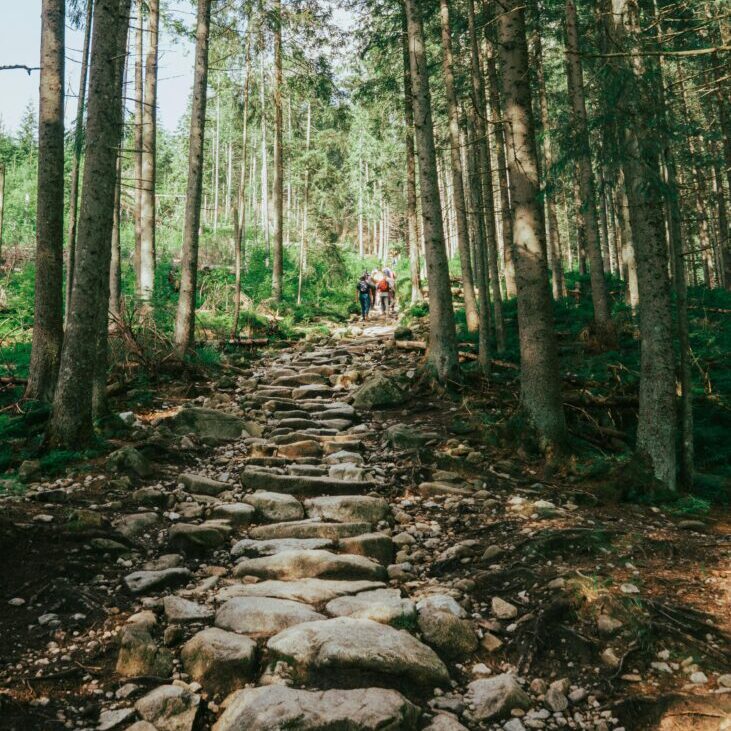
[467,0,504,352]
[403,0,459,383]
[496,0,566,453]
[173,0,211,354]
[483,9,517,300]
[133,0,143,291]
[0,163,5,257]
[271,0,284,301]
[65,0,93,323]
[94,15,130,417]
[232,31,251,339]
[439,0,478,333]
[26,0,65,403]
[49,0,131,446]
[139,0,158,301]
[534,29,567,300]
[604,0,677,489]
[401,9,423,304]
[297,101,311,306]
[565,0,611,331]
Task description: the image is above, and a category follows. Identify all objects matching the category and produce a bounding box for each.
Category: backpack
[377,278,389,292]
[357,280,370,294]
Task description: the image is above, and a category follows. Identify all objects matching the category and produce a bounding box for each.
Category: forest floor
[0,311,729,731]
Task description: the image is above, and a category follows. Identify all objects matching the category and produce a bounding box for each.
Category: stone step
[265,617,449,692]
[292,384,335,400]
[249,520,372,541]
[325,588,416,626]
[271,373,326,387]
[304,495,390,525]
[180,473,231,496]
[233,549,387,582]
[240,491,304,522]
[215,578,386,605]
[215,596,325,637]
[212,685,419,731]
[231,537,334,558]
[241,469,375,497]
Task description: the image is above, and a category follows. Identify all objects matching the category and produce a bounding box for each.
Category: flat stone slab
[216,579,386,605]
[292,384,334,400]
[124,568,192,594]
[181,629,257,697]
[266,617,449,691]
[231,537,334,558]
[169,521,231,555]
[210,503,256,526]
[418,482,474,498]
[241,491,305,523]
[305,495,390,525]
[215,596,325,636]
[241,469,374,497]
[180,473,230,496]
[326,588,416,626]
[212,685,420,731]
[233,549,387,582]
[164,595,214,623]
[249,520,371,541]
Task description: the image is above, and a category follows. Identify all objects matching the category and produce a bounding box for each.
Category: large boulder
[180,628,257,697]
[215,596,325,636]
[266,616,449,691]
[231,537,333,558]
[213,685,420,731]
[233,549,387,582]
[180,473,230,496]
[168,521,230,555]
[163,407,248,444]
[352,374,404,410]
[124,568,191,594]
[113,512,159,540]
[417,606,477,660]
[465,675,531,722]
[106,447,152,477]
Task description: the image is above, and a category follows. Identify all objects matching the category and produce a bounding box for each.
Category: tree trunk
[496,0,566,453]
[139,0,158,301]
[565,0,612,331]
[297,101,311,306]
[173,0,211,355]
[465,114,492,376]
[403,0,459,382]
[483,9,516,299]
[259,45,270,260]
[133,0,143,292]
[401,10,423,304]
[232,30,251,339]
[271,0,284,301]
[534,29,566,300]
[50,0,130,445]
[213,93,220,233]
[467,0,504,352]
[438,0,478,332]
[94,19,129,418]
[26,0,65,403]
[604,0,677,489]
[65,0,93,324]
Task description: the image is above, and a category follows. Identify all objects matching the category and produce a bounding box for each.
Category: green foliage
[664,495,711,517]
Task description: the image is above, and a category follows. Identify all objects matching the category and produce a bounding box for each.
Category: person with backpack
[376,275,390,315]
[356,273,372,321]
[383,266,397,313]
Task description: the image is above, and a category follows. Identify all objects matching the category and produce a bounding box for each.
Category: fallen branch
[392,340,518,369]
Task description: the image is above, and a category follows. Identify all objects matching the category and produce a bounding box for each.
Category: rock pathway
[5,324,728,731]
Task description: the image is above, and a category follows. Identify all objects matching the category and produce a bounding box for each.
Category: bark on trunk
[467,0,504,352]
[534,29,566,300]
[297,101,311,306]
[0,163,4,257]
[50,0,131,445]
[133,0,143,291]
[109,145,123,320]
[438,0,478,332]
[65,0,93,323]
[401,10,423,304]
[26,0,65,403]
[271,0,284,301]
[483,8,516,299]
[139,0,158,301]
[403,0,459,383]
[173,0,211,355]
[232,30,251,339]
[496,0,566,453]
[604,0,677,489]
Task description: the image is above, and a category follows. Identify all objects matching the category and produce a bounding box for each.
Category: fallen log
[391,339,518,369]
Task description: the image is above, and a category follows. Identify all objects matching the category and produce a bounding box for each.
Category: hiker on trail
[356,272,373,321]
[376,274,391,315]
